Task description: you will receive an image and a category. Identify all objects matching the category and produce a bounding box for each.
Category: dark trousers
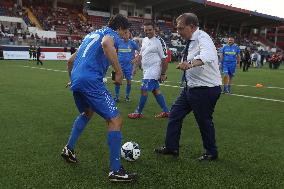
[243,60,250,71]
[165,86,221,156]
[37,57,43,65]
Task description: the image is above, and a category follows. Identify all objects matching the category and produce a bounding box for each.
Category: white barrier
[3,51,71,60]
[3,51,29,59]
[40,52,71,60]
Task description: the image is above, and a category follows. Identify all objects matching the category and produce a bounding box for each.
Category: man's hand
[115,71,123,85]
[65,82,71,88]
[176,62,191,70]
[159,74,167,83]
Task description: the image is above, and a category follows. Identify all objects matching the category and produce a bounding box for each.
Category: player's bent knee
[141,90,148,96]
[108,116,123,131]
[152,89,160,96]
[82,110,93,119]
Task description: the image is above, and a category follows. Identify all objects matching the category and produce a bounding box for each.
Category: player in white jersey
[128,22,170,119]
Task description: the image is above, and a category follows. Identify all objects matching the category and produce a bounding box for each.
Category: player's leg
[152,81,169,118]
[107,116,137,181]
[228,64,236,93]
[114,70,123,102]
[222,63,230,93]
[125,79,131,101]
[62,92,93,163]
[128,79,149,119]
[137,89,148,113]
[87,90,136,181]
[114,82,120,102]
[124,68,133,101]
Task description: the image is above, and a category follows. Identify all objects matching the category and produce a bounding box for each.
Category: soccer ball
[103,77,108,83]
[121,141,141,161]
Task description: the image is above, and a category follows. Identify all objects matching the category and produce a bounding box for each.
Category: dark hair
[143,21,155,28]
[176,13,199,27]
[108,14,130,30]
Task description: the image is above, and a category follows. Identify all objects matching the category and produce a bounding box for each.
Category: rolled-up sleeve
[193,33,217,64]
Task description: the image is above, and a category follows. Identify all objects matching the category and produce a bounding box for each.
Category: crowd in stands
[0,0,282,68]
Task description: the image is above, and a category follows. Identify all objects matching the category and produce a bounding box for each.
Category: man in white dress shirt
[155,13,222,161]
[128,22,170,119]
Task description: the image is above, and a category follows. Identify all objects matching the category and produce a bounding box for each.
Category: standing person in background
[29,45,33,61]
[114,30,139,102]
[128,22,170,119]
[154,13,222,161]
[32,45,37,61]
[242,48,251,72]
[70,46,76,55]
[36,46,43,66]
[220,36,240,94]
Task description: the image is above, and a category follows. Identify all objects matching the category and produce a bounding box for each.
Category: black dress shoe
[197,153,218,161]
[154,146,179,157]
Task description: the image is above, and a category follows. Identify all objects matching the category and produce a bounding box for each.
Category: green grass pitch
[0,60,284,188]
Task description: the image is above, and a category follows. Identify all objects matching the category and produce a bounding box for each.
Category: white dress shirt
[141,36,167,80]
[185,28,222,88]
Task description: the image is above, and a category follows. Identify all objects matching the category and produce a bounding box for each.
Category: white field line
[22,65,284,103]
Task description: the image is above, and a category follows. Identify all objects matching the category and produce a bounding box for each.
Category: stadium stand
[0,0,283,54]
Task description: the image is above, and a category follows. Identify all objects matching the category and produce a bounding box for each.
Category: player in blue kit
[114,30,139,102]
[220,37,240,93]
[60,14,137,182]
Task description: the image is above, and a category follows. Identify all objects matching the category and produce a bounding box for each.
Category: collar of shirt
[190,27,199,41]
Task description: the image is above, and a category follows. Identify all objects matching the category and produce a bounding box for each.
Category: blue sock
[125,84,131,98]
[224,84,228,92]
[107,131,122,172]
[155,94,169,112]
[228,85,231,92]
[115,84,120,99]
[67,115,89,150]
[137,95,148,113]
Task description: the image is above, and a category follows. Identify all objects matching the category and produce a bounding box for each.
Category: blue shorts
[73,90,119,120]
[141,79,160,91]
[222,62,236,77]
[122,65,133,80]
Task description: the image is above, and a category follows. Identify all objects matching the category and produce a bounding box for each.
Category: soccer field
[0,60,284,188]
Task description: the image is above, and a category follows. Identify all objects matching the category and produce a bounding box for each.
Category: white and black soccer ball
[121,141,141,161]
[103,77,108,83]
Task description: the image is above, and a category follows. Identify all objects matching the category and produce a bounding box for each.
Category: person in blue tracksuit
[114,30,139,102]
[220,37,240,93]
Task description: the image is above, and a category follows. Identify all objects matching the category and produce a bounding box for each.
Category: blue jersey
[221,44,240,63]
[117,39,139,68]
[70,27,120,92]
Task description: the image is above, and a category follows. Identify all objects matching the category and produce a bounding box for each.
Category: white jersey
[185,28,222,88]
[140,36,167,80]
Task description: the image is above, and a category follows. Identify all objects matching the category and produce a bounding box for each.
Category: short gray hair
[176,13,199,27]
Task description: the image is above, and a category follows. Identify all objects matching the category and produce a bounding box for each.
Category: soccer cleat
[128,112,143,119]
[154,146,179,157]
[197,153,218,161]
[155,112,170,118]
[114,97,120,103]
[61,145,78,163]
[108,167,137,182]
[222,90,230,94]
[125,97,130,102]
